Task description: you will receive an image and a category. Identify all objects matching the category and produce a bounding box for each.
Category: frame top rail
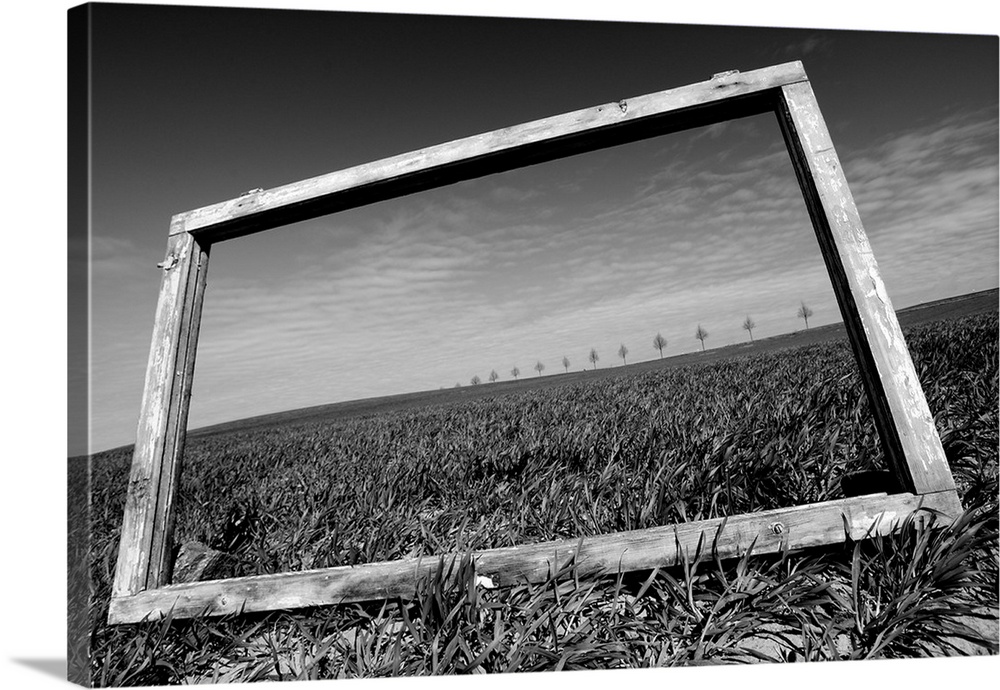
[171,61,808,242]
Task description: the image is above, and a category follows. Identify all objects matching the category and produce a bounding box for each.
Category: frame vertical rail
[112,229,211,598]
[774,80,956,496]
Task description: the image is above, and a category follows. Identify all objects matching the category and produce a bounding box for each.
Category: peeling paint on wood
[775,80,955,496]
[112,232,211,599]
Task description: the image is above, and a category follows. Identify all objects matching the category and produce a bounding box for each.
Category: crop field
[77,308,998,684]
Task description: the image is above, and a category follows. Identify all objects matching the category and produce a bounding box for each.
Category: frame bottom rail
[108,490,962,624]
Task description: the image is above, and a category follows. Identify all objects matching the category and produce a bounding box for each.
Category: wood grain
[775,81,956,496]
[108,490,962,623]
[112,229,211,598]
[170,62,807,242]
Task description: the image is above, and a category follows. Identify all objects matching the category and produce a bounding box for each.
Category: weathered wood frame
[109,61,961,624]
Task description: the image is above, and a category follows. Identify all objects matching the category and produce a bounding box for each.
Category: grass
[81,310,999,684]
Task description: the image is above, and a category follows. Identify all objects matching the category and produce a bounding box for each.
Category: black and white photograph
[30,0,1000,687]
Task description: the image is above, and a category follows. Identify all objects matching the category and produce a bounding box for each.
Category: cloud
[85,234,155,283]
[489,185,542,204]
[90,105,998,445]
[184,121,842,428]
[840,109,999,303]
[783,34,834,58]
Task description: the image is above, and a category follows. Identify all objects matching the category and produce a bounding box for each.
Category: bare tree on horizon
[471,375,482,385]
[562,355,570,373]
[797,301,814,329]
[489,369,499,383]
[695,325,709,351]
[653,332,667,358]
[511,366,520,379]
[589,348,599,369]
[743,315,756,342]
[618,343,629,365]
[534,361,545,376]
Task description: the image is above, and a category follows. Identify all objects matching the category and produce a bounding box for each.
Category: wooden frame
[109,61,961,624]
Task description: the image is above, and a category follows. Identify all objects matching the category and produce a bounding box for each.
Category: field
[75,299,998,684]
[184,288,1000,441]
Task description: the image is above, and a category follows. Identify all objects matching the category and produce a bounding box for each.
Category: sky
[73,2,998,455]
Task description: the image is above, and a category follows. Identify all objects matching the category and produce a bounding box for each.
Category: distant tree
[562,356,570,373]
[742,315,756,342]
[695,324,709,351]
[588,348,599,369]
[471,375,482,385]
[489,369,499,383]
[797,301,814,329]
[618,343,629,365]
[454,382,462,387]
[511,366,520,379]
[534,361,545,376]
[653,332,667,358]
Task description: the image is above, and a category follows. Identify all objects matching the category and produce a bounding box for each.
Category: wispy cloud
[842,109,998,304]
[91,106,998,444]
[782,34,835,58]
[187,119,839,427]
